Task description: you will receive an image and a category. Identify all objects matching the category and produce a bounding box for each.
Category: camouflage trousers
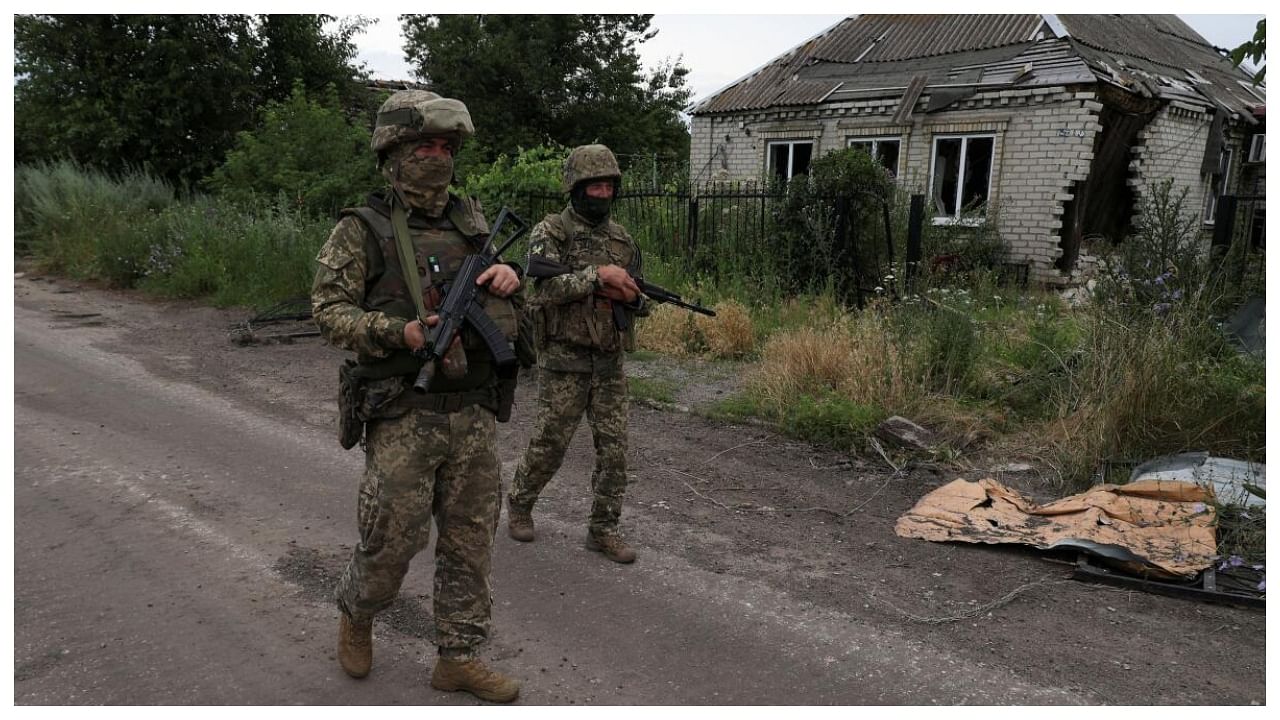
[508,359,629,535]
[335,404,501,658]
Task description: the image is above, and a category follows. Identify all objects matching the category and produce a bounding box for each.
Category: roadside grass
[16,160,330,309]
[627,376,678,405]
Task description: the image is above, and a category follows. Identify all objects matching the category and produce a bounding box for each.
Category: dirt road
[12,272,1265,705]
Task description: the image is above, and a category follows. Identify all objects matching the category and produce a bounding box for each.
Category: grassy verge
[15,160,329,309]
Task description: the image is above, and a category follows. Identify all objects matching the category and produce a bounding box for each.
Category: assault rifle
[411,207,529,394]
[525,255,715,332]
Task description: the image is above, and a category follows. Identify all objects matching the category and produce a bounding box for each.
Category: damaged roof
[690,14,1263,122]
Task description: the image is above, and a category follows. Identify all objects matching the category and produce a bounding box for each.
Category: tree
[1229,18,1266,85]
[255,15,373,116]
[205,83,381,218]
[400,15,691,178]
[14,14,371,189]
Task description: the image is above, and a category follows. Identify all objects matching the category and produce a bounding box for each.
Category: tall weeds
[16,161,330,308]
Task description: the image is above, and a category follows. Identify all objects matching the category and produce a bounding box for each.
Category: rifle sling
[390,199,430,323]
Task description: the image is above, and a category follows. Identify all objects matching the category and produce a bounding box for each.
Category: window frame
[1247,133,1265,163]
[1203,145,1234,226]
[928,132,997,223]
[766,139,816,181]
[846,135,902,176]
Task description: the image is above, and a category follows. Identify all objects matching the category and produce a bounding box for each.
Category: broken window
[767,140,814,181]
[929,134,995,219]
[1247,133,1265,163]
[1203,146,1233,225]
[847,137,901,176]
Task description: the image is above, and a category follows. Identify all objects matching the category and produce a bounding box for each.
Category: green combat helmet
[562,144,622,193]
[371,89,475,163]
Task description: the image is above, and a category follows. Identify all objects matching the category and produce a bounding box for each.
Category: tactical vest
[536,208,640,354]
[341,192,519,395]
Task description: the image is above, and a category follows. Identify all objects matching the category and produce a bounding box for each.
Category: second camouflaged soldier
[311,89,522,702]
[506,144,647,563]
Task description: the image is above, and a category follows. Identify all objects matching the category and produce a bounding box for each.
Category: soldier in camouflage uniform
[311,89,522,703]
[506,144,647,564]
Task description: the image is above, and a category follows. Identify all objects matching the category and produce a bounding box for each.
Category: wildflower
[1218,555,1246,571]
[1192,502,1207,513]
[1259,579,1266,592]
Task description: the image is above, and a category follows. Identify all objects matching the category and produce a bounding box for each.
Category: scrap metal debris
[894,478,1217,579]
[1129,453,1264,509]
[228,296,319,345]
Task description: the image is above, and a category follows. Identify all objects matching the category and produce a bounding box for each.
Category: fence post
[906,194,925,294]
[1209,194,1241,285]
[833,196,862,308]
[687,196,700,260]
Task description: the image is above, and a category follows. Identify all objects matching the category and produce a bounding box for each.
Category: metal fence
[523,182,901,307]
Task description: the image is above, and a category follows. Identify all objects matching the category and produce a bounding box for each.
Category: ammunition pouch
[337,360,366,450]
[337,360,421,449]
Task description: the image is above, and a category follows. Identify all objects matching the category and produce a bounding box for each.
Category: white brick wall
[1129,104,1213,233]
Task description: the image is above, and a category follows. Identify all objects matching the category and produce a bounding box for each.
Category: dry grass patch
[747,310,921,416]
[636,303,695,356]
[696,299,755,358]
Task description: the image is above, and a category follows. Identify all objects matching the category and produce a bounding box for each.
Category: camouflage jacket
[527,206,648,373]
[311,191,519,393]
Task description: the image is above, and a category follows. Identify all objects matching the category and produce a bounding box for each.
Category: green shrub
[15,160,176,281]
[459,145,567,221]
[204,83,379,218]
[139,197,330,306]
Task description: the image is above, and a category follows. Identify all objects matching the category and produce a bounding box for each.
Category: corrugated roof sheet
[808,14,1044,63]
[690,14,1261,121]
[1059,15,1262,118]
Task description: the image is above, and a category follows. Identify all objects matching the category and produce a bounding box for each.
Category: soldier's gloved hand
[477,264,520,297]
[598,265,640,302]
[403,315,439,350]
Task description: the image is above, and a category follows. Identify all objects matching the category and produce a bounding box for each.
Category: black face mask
[570,186,614,224]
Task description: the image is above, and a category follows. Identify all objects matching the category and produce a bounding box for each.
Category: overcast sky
[350,13,1265,106]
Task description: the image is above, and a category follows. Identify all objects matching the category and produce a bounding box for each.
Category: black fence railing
[523,182,902,307]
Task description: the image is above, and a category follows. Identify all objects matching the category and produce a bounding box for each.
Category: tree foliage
[400,14,691,176]
[205,83,381,218]
[14,14,371,189]
[1229,18,1266,85]
[458,145,568,220]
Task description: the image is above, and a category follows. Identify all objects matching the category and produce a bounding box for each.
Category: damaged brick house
[688,14,1265,284]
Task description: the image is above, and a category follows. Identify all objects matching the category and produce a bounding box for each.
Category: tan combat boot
[507,504,535,542]
[585,532,637,564]
[337,614,373,678]
[430,657,521,703]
